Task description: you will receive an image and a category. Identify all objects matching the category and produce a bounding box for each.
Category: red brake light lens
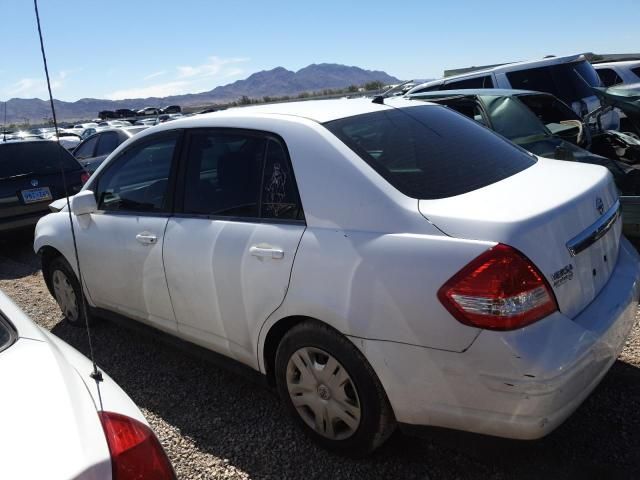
[437,244,558,331]
[80,171,90,184]
[99,411,176,480]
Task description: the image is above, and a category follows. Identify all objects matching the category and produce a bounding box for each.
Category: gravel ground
[1,232,640,480]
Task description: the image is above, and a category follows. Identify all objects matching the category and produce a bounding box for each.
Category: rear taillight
[80,171,90,184]
[437,244,557,331]
[99,411,176,480]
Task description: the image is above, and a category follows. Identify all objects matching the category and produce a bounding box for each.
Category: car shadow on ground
[49,315,640,480]
[0,231,40,280]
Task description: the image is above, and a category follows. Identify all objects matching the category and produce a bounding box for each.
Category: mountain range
[2,64,400,124]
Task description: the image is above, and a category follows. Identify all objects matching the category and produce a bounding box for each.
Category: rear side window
[261,139,303,220]
[182,130,304,221]
[506,60,602,104]
[0,141,81,178]
[183,132,266,217]
[632,66,640,78]
[445,75,494,89]
[596,68,623,87]
[324,105,535,199]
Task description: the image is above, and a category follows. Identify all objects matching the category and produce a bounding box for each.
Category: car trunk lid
[419,158,621,320]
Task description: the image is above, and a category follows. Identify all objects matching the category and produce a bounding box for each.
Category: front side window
[325,105,535,199]
[94,133,178,213]
[631,66,640,78]
[482,96,549,144]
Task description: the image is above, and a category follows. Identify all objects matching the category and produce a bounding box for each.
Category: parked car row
[99,105,181,119]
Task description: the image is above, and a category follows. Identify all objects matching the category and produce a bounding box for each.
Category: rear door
[163,129,305,364]
[77,131,181,332]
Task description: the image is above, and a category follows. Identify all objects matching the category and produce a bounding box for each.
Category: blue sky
[1,0,638,101]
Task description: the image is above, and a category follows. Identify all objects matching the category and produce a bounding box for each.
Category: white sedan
[0,290,175,479]
[34,97,640,454]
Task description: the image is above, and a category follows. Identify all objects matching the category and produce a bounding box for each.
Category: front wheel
[275,321,395,455]
[47,256,90,327]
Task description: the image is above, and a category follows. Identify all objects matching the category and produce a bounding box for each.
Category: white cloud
[143,70,167,81]
[105,80,191,100]
[3,71,66,97]
[177,56,249,79]
[105,55,250,100]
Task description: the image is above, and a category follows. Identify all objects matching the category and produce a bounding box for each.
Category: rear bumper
[354,237,640,439]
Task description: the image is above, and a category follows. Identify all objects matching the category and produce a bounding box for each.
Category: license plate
[22,187,53,204]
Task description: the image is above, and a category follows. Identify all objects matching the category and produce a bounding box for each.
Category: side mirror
[71,190,97,216]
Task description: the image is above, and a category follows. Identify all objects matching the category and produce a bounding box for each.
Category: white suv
[408,54,619,130]
[34,98,640,454]
[593,60,640,87]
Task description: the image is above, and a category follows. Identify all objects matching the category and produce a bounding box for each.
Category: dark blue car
[0,140,86,234]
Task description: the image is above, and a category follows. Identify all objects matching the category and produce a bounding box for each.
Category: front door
[77,131,181,333]
[163,130,306,365]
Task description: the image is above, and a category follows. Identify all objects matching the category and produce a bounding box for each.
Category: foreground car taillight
[99,411,176,480]
[437,244,558,331]
[80,171,91,184]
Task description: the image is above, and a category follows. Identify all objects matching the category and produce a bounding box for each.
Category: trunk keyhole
[604,255,608,263]
[592,269,597,277]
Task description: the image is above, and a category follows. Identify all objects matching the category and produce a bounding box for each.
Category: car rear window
[324,105,535,199]
[0,141,81,179]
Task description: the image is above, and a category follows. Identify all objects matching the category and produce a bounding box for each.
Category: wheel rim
[286,346,361,440]
[52,270,79,322]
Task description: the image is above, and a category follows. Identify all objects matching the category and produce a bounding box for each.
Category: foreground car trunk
[419,158,621,320]
[0,338,111,479]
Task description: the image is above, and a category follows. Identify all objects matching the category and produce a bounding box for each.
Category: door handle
[250,246,284,259]
[135,233,157,245]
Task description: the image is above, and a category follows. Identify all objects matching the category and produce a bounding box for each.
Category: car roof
[408,88,543,98]
[594,60,640,68]
[410,53,589,92]
[207,97,428,122]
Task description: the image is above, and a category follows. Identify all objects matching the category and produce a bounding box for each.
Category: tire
[275,320,395,455]
[47,256,91,328]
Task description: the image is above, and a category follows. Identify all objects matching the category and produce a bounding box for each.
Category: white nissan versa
[0,290,175,479]
[34,97,640,455]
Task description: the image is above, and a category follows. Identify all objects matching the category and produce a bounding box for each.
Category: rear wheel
[275,321,395,455]
[48,256,90,327]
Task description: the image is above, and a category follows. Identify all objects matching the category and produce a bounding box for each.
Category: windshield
[324,105,535,199]
[482,96,551,144]
[0,141,81,178]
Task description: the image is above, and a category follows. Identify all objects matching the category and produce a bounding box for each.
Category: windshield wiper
[0,171,35,181]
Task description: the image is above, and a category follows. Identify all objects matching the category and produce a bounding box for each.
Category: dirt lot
[1,232,639,480]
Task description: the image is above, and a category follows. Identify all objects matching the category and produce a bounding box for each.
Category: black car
[0,140,86,233]
[161,105,181,114]
[115,108,137,118]
[73,126,147,173]
[99,110,117,119]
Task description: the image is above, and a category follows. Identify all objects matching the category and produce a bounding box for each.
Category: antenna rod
[2,102,6,142]
[33,0,102,386]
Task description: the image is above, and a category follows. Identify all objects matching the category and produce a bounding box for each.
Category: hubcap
[52,270,79,322]
[286,347,361,440]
